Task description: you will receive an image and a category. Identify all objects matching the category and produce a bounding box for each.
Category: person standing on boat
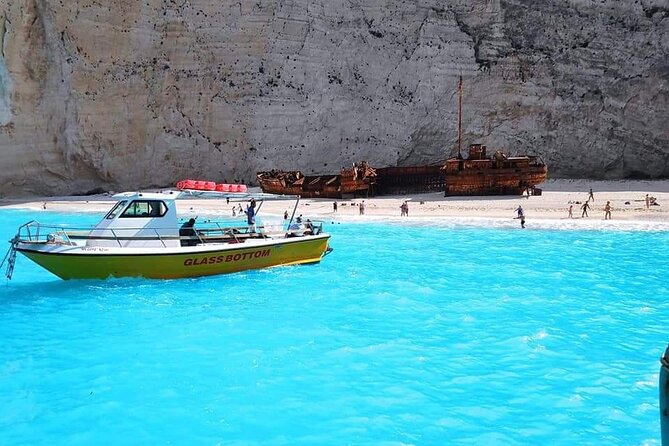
[245,199,256,232]
[515,205,525,228]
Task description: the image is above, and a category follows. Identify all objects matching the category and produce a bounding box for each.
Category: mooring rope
[0,236,19,280]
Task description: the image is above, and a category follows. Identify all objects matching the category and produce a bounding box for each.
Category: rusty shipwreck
[256,162,377,199]
[442,144,547,196]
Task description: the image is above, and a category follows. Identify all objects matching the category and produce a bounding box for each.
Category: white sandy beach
[2,179,669,230]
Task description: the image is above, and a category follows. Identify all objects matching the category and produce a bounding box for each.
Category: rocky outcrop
[0,0,667,196]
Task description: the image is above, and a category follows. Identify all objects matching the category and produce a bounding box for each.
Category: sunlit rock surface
[0,0,667,196]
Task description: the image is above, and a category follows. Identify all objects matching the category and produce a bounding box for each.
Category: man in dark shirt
[179,218,197,246]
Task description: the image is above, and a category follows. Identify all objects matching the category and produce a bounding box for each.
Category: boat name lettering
[183,249,271,266]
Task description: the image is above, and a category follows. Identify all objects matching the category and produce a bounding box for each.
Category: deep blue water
[0,208,667,445]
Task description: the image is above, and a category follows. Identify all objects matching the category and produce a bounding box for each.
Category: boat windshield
[104,200,128,219]
[120,200,168,218]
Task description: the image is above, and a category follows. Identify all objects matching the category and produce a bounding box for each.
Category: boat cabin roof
[111,190,299,202]
[112,191,180,202]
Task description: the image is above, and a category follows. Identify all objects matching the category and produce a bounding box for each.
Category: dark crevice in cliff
[451,11,491,71]
[363,18,383,38]
[643,6,669,19]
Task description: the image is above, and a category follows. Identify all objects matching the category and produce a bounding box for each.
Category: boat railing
[15,220,326,246]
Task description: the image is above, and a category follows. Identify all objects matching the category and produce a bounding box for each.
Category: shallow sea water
[0,209,666,445]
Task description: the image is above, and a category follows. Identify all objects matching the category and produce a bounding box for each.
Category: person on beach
[400,201,408,216]
[588,188,594,202]
[284,210,289,220]
[42,202,47,210]
[359,201,365,215]
[568,205,573,218]
[232,207,236,217]
[646,194,650,209]
[581,201,590,217]
[515,205,525,228]
[604,201,612,220]
[404,201,409,216]
[333,201,338,212]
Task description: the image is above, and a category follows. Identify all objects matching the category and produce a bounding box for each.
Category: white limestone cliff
[0,0,667,196]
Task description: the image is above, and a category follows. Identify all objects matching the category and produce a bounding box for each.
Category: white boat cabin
[87,191,182,248]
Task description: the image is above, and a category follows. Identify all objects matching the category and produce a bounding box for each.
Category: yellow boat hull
[17,236,331,280]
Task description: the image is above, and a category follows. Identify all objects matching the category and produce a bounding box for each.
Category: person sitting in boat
[304,219,314,235]
[288,214,303,231]
[179,218,198,247]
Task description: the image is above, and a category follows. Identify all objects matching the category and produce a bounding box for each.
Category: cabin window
[119,200,168,218]
[104,201,128,220]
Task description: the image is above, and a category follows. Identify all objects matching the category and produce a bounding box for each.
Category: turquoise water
[0,209,666,445]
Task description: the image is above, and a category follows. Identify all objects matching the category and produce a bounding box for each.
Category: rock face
[0,0,667,196]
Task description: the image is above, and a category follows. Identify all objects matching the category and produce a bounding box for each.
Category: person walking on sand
[604,201,612,220]
[515,205,525,228]
[568,205,573,219]
[581,201,590,217]
[646,194,650,209]
[333,201,338,213]
[588,188,594,202]
[404,201,409,217]
[359,200,365,215]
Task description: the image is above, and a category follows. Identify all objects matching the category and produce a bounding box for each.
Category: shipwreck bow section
[256,163,377,199]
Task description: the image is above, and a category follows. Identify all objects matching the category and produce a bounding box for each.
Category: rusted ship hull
[444,166,548,196]
[375,165,445,195]
[442,145,548,196]
[258,146,547,198]
[256,166,375,198]
[256,176,344,198]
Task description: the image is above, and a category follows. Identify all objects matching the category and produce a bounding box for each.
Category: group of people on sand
[565,188,660,220]
[565,188,611,220]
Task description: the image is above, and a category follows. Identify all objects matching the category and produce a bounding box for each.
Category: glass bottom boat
[2,189,331,280]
